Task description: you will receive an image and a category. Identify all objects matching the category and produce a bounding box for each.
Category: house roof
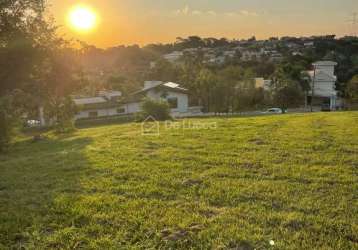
[133,82,188,95]
[99,90,122,98]
[312,61,337,67]
[73,97,107,105]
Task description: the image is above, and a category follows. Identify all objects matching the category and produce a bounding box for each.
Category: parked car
[26,120,41,127]
[263,108,284,114]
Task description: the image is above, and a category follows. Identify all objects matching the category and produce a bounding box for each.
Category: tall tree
[1,0,81,131]
[346,75,358,105]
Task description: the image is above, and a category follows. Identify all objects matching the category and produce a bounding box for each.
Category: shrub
[0,96,15,152]
[47,96,78,133]
[0,110,11,152]
[346,75,358,105]
[141,98,171,121]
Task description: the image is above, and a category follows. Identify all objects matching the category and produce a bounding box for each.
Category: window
[89,111,98,118]
[167,97,178,109]
[117,108,125,114]
[161,91,169,98]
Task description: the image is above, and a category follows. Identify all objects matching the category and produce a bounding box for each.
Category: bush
[272,80,304,110]
[0,109,11,152]
[141,98,171,121]
[47,96,78,133]
[0,96,15,152]
[346,75,358,105]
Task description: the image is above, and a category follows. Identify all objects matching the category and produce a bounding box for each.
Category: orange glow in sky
[49,0,357,48]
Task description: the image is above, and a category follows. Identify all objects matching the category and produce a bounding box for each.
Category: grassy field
[0,112,357,249]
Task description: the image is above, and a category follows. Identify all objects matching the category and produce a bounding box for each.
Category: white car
[263,108,284,114]
[26,120,41,127]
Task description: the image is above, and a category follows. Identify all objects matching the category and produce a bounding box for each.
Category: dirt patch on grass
[236,162,264,169]
[161,223,204,242]
[227,240,255,250]
[248,138,266,145]
[198,208,221,218]
[182,179,203,187]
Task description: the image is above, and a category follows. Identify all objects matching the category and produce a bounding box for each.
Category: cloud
[224,10,260,17]
[225,12,237,17]
[192,10,202,15]
[239,10,259,17]
[183,5,189,15]
[174,5,190,15]
[173,6,258,18]
[174,6,217,16]
[207,10,217,16]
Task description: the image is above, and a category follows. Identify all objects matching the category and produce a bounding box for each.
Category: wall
[146,89,189,113]
[315,65,335,76]
[125,102,141,114]
[74,89,189,119]
[75,107,123,120]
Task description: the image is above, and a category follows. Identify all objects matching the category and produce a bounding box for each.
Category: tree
[194,68,217,112]
[346,75,358,104]
[217,66,246,113]
[0,0,61,96]
[1,0,82,135]
[0,96,14,152]
[0,90,30,152]
[147,59,181,83]
[141,98,171,121]
[271,78,303,111]
[47,96,78,133]
[174,36,205,50]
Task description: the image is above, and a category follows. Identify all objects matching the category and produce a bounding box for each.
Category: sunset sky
[49,0,358,48]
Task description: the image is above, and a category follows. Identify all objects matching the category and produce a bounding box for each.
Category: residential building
[241,50,263,61]
[307,61,339,110]
[223,50,236,58]
[73,90,123,120]
[270,52,284,62]
[163,51,183,63]
[73,81,200,120]
[130,81,190,116]
[255,78,272,91]
[304,41,315,47]
[205,55,226,65]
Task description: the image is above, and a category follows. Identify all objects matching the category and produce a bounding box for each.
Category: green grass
[0,112,357,249]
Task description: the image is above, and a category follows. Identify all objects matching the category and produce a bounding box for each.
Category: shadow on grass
[0,136,93,249]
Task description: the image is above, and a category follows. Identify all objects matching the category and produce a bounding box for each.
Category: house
[269,52,283,62]
[205,55,226,65]
[183,48,199,54]
[292,51,303,56]
[255,78,272,91]
[263,49,283,61]
[130,81,191,117]
[73,90,123,120]
[73,81,201,120]
[163,51,183,63]
[241,50,263,61]
[223,50,237,58]
[304,41,315,47]
[306,61,339,110]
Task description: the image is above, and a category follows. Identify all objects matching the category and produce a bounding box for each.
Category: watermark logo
[141,116,217,136]
[165,120,217,131]
[141,115,160,136]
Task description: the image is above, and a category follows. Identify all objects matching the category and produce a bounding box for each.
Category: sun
[68,5,97,32]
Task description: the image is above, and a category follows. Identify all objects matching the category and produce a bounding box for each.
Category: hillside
[0,112,357,249]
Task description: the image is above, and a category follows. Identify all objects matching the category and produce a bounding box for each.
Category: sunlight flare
[68,5,97,32]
